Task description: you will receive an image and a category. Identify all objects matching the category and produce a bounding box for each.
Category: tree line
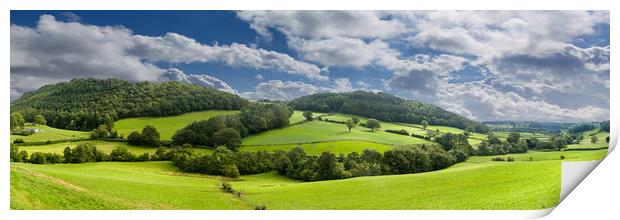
[10,143,195,164]
[172,103,293,148]
[173,144,467,181]
[288,91,489,133]
[11,78,249,131]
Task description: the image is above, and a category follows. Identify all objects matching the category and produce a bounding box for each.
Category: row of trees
[288,91,489,133]
[10,143,197,164]
[172,103,293,149]
[11,78,249,131]
[173,144,467,181]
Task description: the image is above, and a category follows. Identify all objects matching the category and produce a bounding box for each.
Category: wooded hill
[10,78,249,131]
[288,91,489,133]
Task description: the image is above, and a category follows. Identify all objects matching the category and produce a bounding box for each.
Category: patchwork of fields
[10,110,610,210]
[11,149,606,210]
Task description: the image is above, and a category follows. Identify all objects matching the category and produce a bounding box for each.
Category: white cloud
[237,11,406,40]
[436,81,609,122]
[10,15,327,100]
[10,15,164,100]
[159,68,238,94]
[289,37,391,68]
[130,33,326,80]
[241,78,354,100]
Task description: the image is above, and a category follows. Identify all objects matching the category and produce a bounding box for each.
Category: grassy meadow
[239,140,393,155]
[566,129,609,150]
[242,120,431,146]
[115,110,238,140]
[10,149,605,210]
[10,124,90,143]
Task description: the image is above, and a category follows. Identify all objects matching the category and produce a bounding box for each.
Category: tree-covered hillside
[288,91,489,133]
[11,78,249,131]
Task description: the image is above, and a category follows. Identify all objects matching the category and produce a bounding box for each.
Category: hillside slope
[11,78,249,131]
[289,91,489,133]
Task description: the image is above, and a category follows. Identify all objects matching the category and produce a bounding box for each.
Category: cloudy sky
[10,11,609,122]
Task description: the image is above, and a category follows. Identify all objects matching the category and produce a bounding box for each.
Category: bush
[254,205,267,210]
[385,129,409,136]
[506,157,514,162]
[221,182,234,193]
[29,152,47,164]
[221,164,240,178]
[13,139,25,144]
[560,155,566,160]
[109,146,136,162]
[491,157,505,161]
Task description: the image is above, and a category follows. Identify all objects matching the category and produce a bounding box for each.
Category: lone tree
[303,111,313,121]
[352,117,360,125]
[345,119,356,132]
[366,119,381,132]
[421,120,429,130]
[213,128,242,150]
[591,136,599,144]
[34,115,47,126]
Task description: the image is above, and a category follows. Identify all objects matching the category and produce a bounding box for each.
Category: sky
[10,11,610,122]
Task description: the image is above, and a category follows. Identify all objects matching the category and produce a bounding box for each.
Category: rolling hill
[288,91,489,133]
[11,78,249,131]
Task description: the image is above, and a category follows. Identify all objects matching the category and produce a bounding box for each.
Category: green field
[242,120,431,146]
[289,111,329,124]
[18,140,213,155]
[239,140,393,155]
[10,124,90,143]
[10,149,604,210]
[115,110,238,140]
[566,129,609,149]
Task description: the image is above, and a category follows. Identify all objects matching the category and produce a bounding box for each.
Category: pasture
[242,120,431,146]
[115,110,238,140]
[566,129,609,150]
[11,149,604,210]
[10,124,90,143]
[239,140,394,155]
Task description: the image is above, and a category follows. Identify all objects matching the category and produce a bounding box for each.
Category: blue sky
[10,11,610,122]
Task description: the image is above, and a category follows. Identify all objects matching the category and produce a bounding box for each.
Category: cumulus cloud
[241,78,354,100]
[10,15,326,100]
[130,33,326,80]
[436,81,609,122]
[10,15,163,100]
[237,11,406,40]
[159,68,238,94]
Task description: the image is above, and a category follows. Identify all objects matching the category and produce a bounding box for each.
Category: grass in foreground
[114,110,238,140]
[11,162,248,209]
[10,124,90,143]
[10,149,604,210]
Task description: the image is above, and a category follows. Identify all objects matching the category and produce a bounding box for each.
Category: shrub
[221,164,240,178]
[13,138,25,144]
[491,157,505,161]
[254,205,267,210]
[385,129,409,136]
[221,182,234,193]
[560,155,566,160]
[109,146,136,162]
[29,152,47,164]
[506,157,514,162]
